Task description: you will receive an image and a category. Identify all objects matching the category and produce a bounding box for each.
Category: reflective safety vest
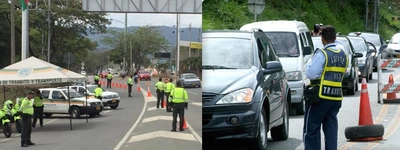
[168,88,188,103]
[34,96,44,107]
[312,47,348,101]
[128,77,133,85]
[94,87,103,97]
[165,82,175,93]
[107,74,113,79]
[155,81,165,91]
[20,97,34,115]
[94,75,100,80]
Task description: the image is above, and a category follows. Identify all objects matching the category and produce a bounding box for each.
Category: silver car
[180,73,201,88]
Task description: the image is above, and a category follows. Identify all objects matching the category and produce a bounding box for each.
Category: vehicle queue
[202,20,393,150]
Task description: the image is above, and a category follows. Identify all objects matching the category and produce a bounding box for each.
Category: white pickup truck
[38,88,104,118]
[68,85,120,109]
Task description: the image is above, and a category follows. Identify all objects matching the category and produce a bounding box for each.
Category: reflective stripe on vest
[171,88,186,103]
[317,47,348,100]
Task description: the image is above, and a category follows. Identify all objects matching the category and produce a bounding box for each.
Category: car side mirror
[263,61,283,74]
[303,46,312,56]
[353,53,363,58]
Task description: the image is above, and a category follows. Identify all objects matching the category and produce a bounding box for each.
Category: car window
[87,86,96,93]
[52,91,63,99]
[305,32,314,53]
[203,37,254,69]
[78,87,86,94]
[256,36,269,64]
[260,35,277,61]
[337,38,353,54]
[62,89,82,98]
[265,32,300,57]
[359,34,381,46]
[71,87,78,91]
[41,90,50,99]
[348,38,368,53]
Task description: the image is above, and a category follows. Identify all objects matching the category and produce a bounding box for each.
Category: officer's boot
[28,141,35,145]
[21,141,28,147]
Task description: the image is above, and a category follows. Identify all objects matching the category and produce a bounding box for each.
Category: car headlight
[371,52,376,57]
[358,58,366,64]
[216,88,253,104]
[286,71,302,81]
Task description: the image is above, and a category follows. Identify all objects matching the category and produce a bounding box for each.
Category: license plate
[96,106,100,110]
[112,99,117,103]
[397,54,400,58]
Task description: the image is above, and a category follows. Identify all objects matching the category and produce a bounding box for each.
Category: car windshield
[348,38,368,53]
[265,32,300,57]
[183,75,197,79]
[359,34,381,46]
[87,86,106,93]
[61,90,82,98]
[202,37,254,69]
[312,37,352,54]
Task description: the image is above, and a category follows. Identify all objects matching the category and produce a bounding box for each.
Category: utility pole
[175,14,181,80]
[21,0,30,60]
[47,0,51,62]
[123,13,127,70]
[10,0,15,63]
[188,23,191,70]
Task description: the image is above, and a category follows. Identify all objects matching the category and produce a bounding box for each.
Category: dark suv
[311,36,363,95]
[202,29,290,149]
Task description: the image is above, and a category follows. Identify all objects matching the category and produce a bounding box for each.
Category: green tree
[0,0,110,71]
[103,26,170,72]
[181,56,201,76]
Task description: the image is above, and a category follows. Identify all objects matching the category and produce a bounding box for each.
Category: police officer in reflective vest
[164,78,175,112]
[94,84,103,100]
[168,80,188,132]
[155,78,166,108]
[94,74,100,85]
[19,91,35,147]
[32,90,44,128]
[127,75,133,97]
[303,25,348,150]
[106,72,113,88]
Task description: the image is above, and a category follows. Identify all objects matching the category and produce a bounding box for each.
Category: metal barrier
[377,54,400,103]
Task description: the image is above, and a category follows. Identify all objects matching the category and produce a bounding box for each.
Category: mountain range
[86,26,202,51]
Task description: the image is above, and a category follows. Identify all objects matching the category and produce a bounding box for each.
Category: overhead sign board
[82,0,202,14]
[190,42,202,49]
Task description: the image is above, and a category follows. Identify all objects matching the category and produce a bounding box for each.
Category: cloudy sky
[106,13,202,28]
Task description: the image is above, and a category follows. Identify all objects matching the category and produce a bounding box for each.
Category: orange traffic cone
[123,84,127,89]
[162,100,166,108]
[359,78,373,126]
[147,86,152,97]
[386,74,396,100]
[112,82,115,87]
[137,85,141,92]
[344,78,384,141]
[177,118,189,129]
[119,83,123,88]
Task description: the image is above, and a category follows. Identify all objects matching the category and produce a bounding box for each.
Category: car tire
[70,107,81,119]
[347,81,356,95]
[369,73,373,80]
[345,124,384,140]
[355,77,359,91]
[271,96,289,141]
[89,113,96,118]
[250,108,268,150]
[110,105,118,109]
[44,113,53,118]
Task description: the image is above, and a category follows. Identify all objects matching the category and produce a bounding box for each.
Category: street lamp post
[110,13,128,71]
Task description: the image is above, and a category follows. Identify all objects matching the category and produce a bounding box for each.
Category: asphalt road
[116,79,202,150]
[211,68,400,150]
[0,80,144,150]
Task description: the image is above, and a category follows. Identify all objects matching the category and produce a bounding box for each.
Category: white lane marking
[113,87,147,150]
[142,116,172,123]
[191,102,202,107]
[147,106,164,111]
[103,110,112,114]
[0,119,58,143]
[127,131,197,143]
[186,122,202,144]
[187,91,199,95]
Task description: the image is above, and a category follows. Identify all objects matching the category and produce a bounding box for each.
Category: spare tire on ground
[344,124,384,140]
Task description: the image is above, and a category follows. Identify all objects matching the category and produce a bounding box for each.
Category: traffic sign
[81,67,84,70]
[81,62,85,66]
[247,0,265,15]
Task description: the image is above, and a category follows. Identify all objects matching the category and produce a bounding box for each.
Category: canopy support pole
[68,82,72,130]
[3,85,6,103]
[85,81,88,123]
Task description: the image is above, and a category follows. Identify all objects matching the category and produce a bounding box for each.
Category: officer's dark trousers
[157,91,164,108]
[303,98,342,150]
[172,103,185,130]
[94,80,99,85]
[107,79,112,88]
[32,106,44,127]
[165,92,172,112]
[21,114,32,144]
[128,84,132,96]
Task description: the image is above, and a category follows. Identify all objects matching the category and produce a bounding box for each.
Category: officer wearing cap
[168,80,188,132]
[19,91,35,147]
[303,25,348,150]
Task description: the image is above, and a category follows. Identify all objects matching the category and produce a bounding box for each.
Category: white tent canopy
[0,56,87,85]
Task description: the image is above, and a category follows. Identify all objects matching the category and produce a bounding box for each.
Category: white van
[240,20,314,115]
